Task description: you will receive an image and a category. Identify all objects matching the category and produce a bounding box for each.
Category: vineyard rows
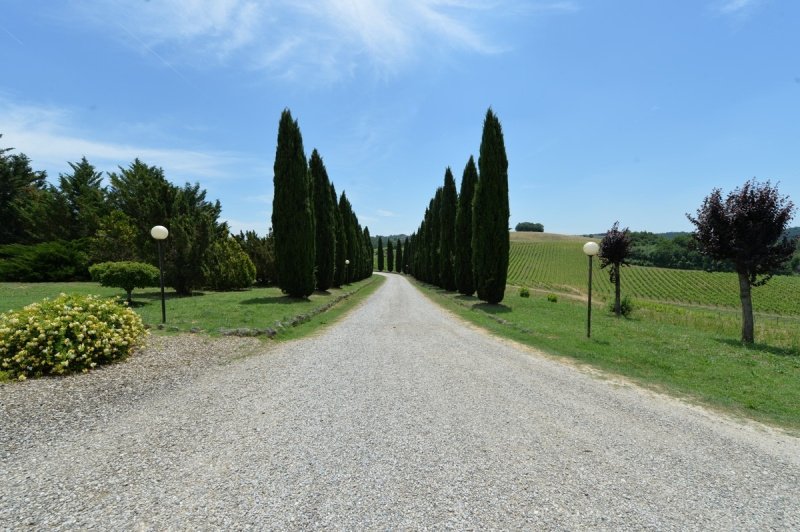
[507,240,800,316]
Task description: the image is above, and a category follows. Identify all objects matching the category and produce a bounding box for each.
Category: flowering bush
[0,294,146,381]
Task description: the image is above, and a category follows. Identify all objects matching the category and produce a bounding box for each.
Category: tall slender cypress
[377,236,384,271]
[472,108,509,304]
[272,109,315,298]
[310,150,335,291]
[440,167,458,291]
[403,237,411,274]
[455,156,478,295]
[332,183,347,287]
[387,239,394,272]
[395,239,403,273]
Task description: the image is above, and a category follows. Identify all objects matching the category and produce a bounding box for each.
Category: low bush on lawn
[0,294,146,381]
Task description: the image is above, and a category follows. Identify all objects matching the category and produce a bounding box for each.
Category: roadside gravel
[2,273,799,530]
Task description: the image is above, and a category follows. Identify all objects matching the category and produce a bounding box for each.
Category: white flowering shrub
[0,294,146,381]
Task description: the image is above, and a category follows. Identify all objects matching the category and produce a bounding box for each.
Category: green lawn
[0,276,384,338]
[415,281,800,432]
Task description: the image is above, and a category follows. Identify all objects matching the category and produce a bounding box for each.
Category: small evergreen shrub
[0,294,146,381]
[547,293,558,303]
[519,287,530,298]
[89,261,160,303]
[202,237,256,291]
[608,295,635,317]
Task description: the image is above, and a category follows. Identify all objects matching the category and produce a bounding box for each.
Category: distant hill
[786,227,800,240]
[371,234,408,248]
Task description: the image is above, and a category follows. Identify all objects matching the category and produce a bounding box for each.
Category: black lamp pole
[157,239,166,324]
[587,254,593,338]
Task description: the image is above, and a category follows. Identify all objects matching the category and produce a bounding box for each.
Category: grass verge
[0,276,384,339]
[413,280,800,433]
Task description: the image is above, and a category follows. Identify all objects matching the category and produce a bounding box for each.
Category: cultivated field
[508,232,800,316]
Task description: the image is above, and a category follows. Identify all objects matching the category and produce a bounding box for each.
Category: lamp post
[150,225,169,324]
[583,241,600,338]
[345,259,350,283]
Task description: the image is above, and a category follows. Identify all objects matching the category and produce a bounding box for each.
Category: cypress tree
[332,183,347,287]
[387,239,394,272]
[363,227,373,278]
[395,238,403,273]
[455,156,478,296]
[272,109,315,298]
[377,236,384,271]
[310,149,335,291]
[472,108,510,304]
[429,189,443,287]
[338,192,357,283]
[440,167,458,291]
[403,237,411,274]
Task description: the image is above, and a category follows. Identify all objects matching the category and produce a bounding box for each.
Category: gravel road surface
[2,273,799,530]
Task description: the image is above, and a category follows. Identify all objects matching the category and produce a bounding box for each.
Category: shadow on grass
[716,338,800,357]
[239,295,310,305]
[134,290,206,300]
[455,295,479,302]
[473,303,512,314]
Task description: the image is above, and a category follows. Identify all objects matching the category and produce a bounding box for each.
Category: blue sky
[2,0,798,236]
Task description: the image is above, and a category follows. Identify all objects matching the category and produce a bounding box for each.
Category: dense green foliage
[332,183,347,287]
[395,238,403,273]
[0,240,89,282]
[0,141,53,245]
[0,294,145,380]
[455,157,477,296]
[689,179,796,343]
[472,109,510,304]
[439,168,457,290]
[387,239,394,272]
[377,237,384,271]
[599,222,632,317]
[272,110,316,298]
[403,237,411,274]
[311,150,336,291]
[234,230,276,286]
[202,237,256,291]
[515,222,544,232]
[89,261,160,303]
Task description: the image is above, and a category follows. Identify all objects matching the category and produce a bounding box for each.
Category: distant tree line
[271,110,372,298]
[407,108,509,304]
[0,136,258,293]
[515,222,544,232]
[375,235,409,273]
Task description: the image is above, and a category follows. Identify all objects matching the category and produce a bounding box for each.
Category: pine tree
[310,149,336,291]
[387,239,395,272]
[395,238,403,273]
[455,156,478,295]
[272,109,316,298]
[377,236,385,271]
[440,167,458,290]
[472,108,510,304]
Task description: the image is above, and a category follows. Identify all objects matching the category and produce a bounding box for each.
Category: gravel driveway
[2,273,799,530]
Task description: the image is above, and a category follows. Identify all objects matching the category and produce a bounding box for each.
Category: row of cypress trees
[272,109,373,298]
[408,109,510,304]
[376,236,410,273]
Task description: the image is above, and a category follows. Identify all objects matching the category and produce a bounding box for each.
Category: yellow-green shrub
[0,294,146,381]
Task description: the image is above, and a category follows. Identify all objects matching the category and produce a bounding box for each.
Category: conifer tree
[403,237,411,274]
[455,156,478,296]
[272,109,315,298]
[377,236,385,271]
[395,238,403,273]
[440,167,458,290]
[363,227,373,278]
[332,183,346,287]
[387,239,394,272]
[472,108,510,304]
[310,149,336,291]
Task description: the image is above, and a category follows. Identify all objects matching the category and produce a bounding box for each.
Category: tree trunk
[614,263,621,317]
[737,271,755,344]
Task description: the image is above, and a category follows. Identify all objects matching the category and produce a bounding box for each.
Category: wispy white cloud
[376,209,399,217]
[70,0,574,82]
[718,0,758,13]
[0,99,255,182]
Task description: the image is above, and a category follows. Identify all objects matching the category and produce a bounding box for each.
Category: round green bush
[0,294,146,381]
[89,261,160,303]
[202,237,256,291]
[519,287,530,298]
[608,295,635,317]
